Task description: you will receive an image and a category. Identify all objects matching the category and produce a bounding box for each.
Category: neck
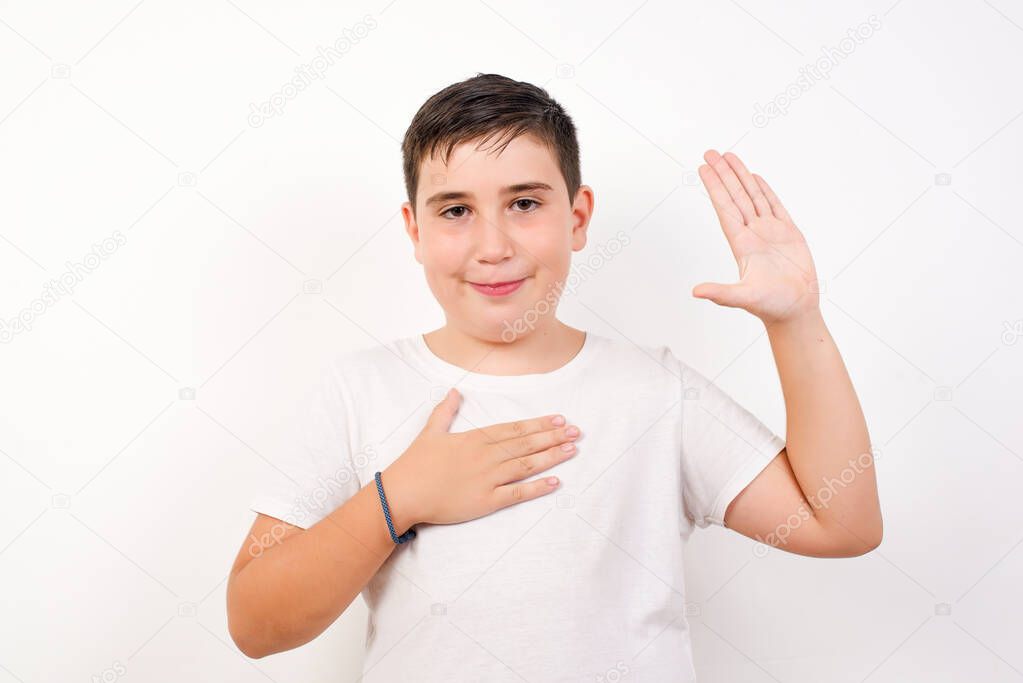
[423,321,585,376]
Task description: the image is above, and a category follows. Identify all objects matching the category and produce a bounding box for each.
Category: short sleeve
[680,360,786,529]
[248,359,363,530]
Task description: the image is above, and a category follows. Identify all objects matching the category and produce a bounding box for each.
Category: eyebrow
[423,182,554,208]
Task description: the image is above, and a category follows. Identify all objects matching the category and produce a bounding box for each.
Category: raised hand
[694,150,820,325]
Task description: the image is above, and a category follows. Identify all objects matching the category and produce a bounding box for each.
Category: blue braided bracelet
[374,471,416,544]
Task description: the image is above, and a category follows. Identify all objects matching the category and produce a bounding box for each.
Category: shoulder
[326,340,399,373]
[317,336,423,394]
[586,332,684,385]
[322,333,418,372]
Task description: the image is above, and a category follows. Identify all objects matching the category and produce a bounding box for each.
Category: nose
[475,217,515,264]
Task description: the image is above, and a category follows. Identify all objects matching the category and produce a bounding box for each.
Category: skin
[226,134,882,659]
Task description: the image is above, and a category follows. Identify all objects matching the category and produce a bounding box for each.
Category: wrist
[377,467,419,536]
[765,306,825,338]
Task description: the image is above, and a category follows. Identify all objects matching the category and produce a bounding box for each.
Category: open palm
[694,150,819,325]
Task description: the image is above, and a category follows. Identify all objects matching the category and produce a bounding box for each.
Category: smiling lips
[468,278,526,297]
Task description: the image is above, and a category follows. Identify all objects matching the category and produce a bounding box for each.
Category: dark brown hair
[401,73,581,214]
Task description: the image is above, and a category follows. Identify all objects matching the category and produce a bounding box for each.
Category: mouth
[467,277,528,297]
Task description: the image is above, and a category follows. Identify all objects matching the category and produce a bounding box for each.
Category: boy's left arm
[693,150,883,558]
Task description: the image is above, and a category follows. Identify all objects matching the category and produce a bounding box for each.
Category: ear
[401,201,423,264]
[570,184,594,253]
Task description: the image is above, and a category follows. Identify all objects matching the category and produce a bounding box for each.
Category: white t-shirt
[250,331,786,682]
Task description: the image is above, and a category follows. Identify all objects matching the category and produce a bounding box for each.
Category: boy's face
[402,133,593,343]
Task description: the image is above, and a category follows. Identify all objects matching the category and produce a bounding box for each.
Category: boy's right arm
[227,388,581,658]
[226,478,408,659]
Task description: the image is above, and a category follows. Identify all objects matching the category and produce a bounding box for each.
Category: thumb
[691,282,749,309]
[425,387,461,432]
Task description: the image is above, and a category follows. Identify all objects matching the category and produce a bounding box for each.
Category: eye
[440,205,469,220]
[512,198,541,212]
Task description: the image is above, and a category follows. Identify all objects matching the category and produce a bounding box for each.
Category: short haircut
[401,73,581,214]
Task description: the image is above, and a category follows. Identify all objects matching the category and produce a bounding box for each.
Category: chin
[455,310,526,344]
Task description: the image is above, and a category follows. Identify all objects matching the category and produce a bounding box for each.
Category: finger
[492,441,577,486]
[492,474,561,509]
[704,149,756,224]
[424,388,462,432]
[475,414,567,444]
[698,164,744,240]
[723,152,772,218]
[692,281,753,309]
[753,173,792,224]
[493,424,580,461]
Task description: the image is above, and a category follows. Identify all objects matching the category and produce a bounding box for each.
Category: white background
[1,0,1021,681]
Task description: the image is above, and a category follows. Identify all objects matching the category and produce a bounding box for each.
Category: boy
[226,73,882,681]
